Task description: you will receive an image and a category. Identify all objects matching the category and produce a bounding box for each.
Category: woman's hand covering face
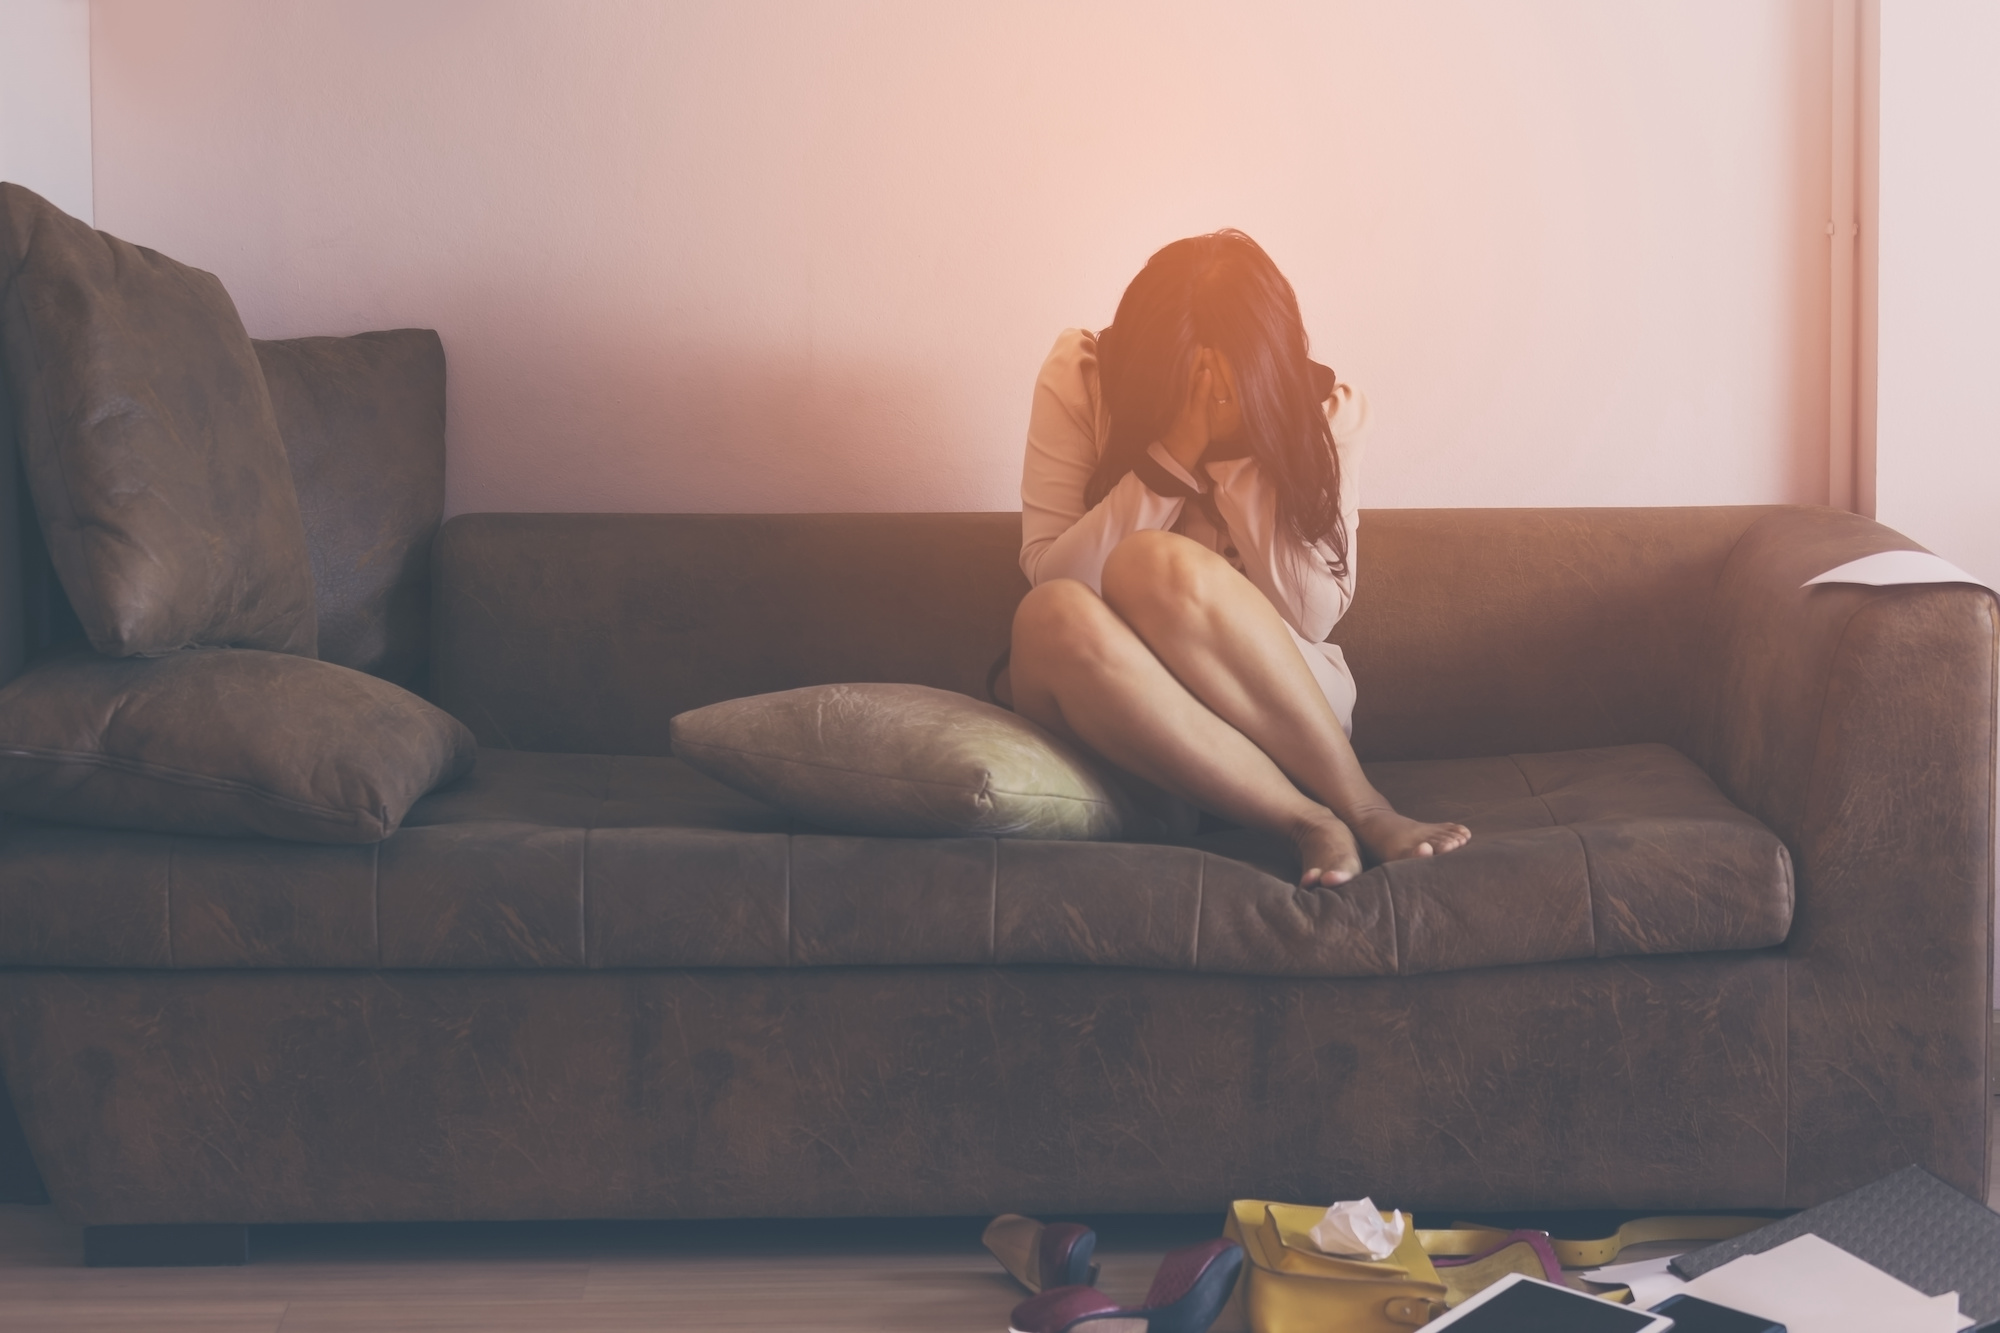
[1157,348,1242,470]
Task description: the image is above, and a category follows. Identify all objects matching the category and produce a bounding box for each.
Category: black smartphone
[1649,1293,1787,1332]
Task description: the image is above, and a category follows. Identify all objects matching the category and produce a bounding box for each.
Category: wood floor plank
[277,1297,999,1332]
[0,1260,590,1303]
[0,1302,287,1332]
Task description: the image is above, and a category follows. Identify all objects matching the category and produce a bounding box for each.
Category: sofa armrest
[1690,507,1996,1203]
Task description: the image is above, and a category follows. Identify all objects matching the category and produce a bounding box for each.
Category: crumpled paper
[1307,1198,1406,1261]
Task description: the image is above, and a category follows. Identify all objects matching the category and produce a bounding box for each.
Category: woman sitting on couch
[1011,229,1469,887]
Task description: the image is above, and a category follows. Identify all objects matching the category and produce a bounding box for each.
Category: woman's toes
[1293,817,1362,888]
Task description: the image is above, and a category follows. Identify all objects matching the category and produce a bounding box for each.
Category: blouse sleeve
[1201,383,1368,643]
[1019,329,1186,591]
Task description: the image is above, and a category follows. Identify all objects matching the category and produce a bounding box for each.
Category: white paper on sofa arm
[1681,1234,1973,1332]
[1803,550,1996,594]
[1306,1198,1404,1260]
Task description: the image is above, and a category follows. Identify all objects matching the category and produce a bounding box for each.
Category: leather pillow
[0,649,474,843]
[670,682,1194,841]
[0,183,317,658]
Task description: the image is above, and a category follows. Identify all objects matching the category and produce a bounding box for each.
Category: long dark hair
[1086,229,1346,572]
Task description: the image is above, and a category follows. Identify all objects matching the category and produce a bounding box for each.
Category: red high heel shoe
[1007,1238,1244,1333]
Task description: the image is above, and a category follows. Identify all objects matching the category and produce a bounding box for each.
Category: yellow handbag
[1212,1200,1447,1333]
[1211,1203,1767,1331]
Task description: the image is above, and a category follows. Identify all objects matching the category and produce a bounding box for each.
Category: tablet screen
[1428,1275,1666,1332]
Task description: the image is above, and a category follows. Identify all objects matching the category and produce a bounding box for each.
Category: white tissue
[1306,1198,1406,1260]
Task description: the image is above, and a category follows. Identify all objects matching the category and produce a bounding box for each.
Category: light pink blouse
[1018,327,1368,732]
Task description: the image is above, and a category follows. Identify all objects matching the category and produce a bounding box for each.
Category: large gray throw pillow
[0,649,475,843]
[0,182,317,658]
[670,683,1195,841]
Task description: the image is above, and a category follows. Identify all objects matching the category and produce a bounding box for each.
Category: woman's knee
[1012,580,1121,669]
[1102,530,1227,619]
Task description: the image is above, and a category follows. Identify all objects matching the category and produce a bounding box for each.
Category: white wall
[0,0,93,222]
[1874,2,2000,589]
[89,0,1836,520]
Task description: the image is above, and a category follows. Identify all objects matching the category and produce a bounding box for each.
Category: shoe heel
[1137,1239,1245,1333]
[1039,1222,1098,1291]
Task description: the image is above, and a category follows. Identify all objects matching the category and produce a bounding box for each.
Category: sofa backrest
[433,504,1777,760]
[1333,505,1771,761]
[0,329,445,693]
[433,512,1028,754]
[252,330,446,693]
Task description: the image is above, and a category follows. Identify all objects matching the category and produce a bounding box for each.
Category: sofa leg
[83,1224,249,1267]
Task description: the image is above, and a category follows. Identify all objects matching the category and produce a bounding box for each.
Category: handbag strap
[1424,1215,1765,1268]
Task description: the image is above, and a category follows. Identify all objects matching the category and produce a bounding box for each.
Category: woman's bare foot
[1346,805,1472,865]
[1291,811,1363,888]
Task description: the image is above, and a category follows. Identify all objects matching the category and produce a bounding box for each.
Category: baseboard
[84,1224,249,1267]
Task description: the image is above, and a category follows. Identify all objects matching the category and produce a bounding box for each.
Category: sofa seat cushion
[0,743,1790,975]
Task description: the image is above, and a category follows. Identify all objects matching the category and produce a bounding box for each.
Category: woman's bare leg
[1011,578,1364,886]
[1100,530,1470,866]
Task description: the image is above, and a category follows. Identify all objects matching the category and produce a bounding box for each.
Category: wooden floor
[0,1210,1223,1332]
[1,1024,1994,1332]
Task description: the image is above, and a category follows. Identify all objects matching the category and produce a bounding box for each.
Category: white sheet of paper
[1804,549,1996,594]
[1682,1234,1973,1332]
[1576,1255,1689,1309]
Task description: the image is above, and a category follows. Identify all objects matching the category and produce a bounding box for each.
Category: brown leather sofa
[0,323,1993,1265]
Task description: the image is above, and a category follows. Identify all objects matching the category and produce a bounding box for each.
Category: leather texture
[0,183,317,658]
[254,330,446,692]
[0,647,474,843]
[1685,507,1998,1205]
[670,682,1195,841]
[0,368,22,687]
[433,512,1027,752]
[1331,506,1763,761]
[0,959,1786,1225]
[0,502,1990,1220]
[0,742,1788,974]
[434,507,1760,765]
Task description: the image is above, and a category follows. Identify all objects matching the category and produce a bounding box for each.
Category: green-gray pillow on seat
[669,682,1195,841]
[0,649,475,843]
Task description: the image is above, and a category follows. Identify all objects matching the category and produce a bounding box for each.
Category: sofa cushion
[670,682,1194,841]
[254,330,446,692]
[0,742,1790,974]
[0,648,474,843]
[0,184,317,658]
